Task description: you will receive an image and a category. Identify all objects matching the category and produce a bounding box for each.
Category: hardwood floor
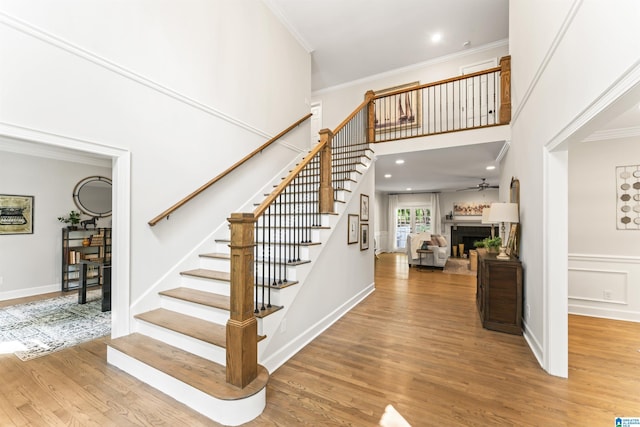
[1,253,638,426]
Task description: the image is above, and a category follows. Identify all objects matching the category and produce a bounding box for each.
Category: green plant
[58,210,81,226]
[474,236,501,250]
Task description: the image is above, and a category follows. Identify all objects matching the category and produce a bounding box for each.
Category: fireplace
[450,225,497,257]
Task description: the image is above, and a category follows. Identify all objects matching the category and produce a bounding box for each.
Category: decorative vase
[82,237,90,247]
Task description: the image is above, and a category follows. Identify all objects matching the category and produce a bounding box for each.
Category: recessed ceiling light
[406,187,412,191]
[486,165,496,170]
[384,174,392,178]
[431,33,442,43]
[395,159,405,165]
[463,40,471,48]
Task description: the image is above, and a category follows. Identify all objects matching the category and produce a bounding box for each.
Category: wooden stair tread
[159,287,230,310]
[135,308,227,347]
[180,268,230,281]
[254,305,283,318]
[108,333,268,400]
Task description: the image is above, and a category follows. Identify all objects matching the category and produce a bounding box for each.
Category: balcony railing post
[499,55,511,124]
[365,90,376,143]
[226,212,258,388]
[318,129,334,214]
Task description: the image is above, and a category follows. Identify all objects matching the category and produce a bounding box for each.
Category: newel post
[365,90,376,143]
[499,55,511,124]
[318,128,335,214]
[226,212,257,388]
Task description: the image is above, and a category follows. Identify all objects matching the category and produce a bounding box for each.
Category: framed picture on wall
[360,194,369,221]
[374,81,421,133]
[360,223,369,251]
[0,194,34,235]
[348,214,359,244]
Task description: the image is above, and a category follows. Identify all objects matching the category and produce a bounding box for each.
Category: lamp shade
[481,207,492,224]
[488,202,519,223]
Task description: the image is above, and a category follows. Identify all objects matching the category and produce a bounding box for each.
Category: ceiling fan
[457,178,499,192]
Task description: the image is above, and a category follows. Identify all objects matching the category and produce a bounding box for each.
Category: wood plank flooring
[0,253,638,426]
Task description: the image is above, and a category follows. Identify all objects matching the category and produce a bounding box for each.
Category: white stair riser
[160,296,230,326]
[107,347,266,426]
[198,257,230,272]
[181,276,231,296]
[134,319,226,365]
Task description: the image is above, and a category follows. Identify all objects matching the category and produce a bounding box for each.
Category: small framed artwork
[506,223,518,257]
[0,195,34,235]
[360,194,369,221]
[360,223,369,251]
[347,214,359,244]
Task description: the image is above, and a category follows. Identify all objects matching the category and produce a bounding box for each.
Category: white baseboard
[522,319,544,371]
[569,304,640,323]
[261,283,375,374]
[0,283,60,302]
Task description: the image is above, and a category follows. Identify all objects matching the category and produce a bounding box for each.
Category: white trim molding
[568,253,640,323]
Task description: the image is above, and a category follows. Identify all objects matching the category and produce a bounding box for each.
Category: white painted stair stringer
[107,347,265,427]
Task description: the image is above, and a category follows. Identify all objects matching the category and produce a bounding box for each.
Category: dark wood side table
[476,250,522,334]
[416,249,433,268]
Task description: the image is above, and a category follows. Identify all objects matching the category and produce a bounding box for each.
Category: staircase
[107,139,374,425]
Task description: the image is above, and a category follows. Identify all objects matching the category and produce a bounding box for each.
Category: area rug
[443,258,476,276]
[0,290,110,361]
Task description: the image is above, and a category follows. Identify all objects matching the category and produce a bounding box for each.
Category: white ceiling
[264,0,510,92]
[265,0,510,193]
[374,141,505,193]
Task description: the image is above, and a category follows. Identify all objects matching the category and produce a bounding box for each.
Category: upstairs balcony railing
[366,55,511,143]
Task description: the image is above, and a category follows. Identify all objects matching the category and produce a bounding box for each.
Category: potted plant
[474,236,502,253]
[58,210,81,230]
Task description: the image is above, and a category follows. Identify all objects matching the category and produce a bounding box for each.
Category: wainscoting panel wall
[568,254,640,322]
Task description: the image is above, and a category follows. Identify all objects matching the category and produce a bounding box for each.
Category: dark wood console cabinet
[476,250,522,335]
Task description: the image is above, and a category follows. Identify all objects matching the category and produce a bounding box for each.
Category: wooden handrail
[371,66,502,100]
[148,113,312,226]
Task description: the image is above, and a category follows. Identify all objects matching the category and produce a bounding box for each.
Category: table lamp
[481,207,495,238]
[488,202,519,260]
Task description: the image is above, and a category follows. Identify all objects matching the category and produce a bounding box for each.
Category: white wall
[506,0,640,375]
[0,150,110,298]
[0,1,311,305]
[568,136,640,321]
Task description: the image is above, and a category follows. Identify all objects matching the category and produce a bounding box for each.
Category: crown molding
[312,39,509,96]
[581,126,640,142]
[261,0,314,53]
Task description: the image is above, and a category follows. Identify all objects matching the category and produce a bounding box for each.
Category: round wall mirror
[73,176,112,218]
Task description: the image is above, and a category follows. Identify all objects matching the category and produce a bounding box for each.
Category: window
[395,206,431,249]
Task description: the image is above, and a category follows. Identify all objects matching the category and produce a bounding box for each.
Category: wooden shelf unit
[61,227,111,292]
[476,249,522,335]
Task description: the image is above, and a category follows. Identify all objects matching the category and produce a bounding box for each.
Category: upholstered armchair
[406,233,449,268]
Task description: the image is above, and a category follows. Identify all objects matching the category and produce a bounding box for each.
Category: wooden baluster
[499,55,511,124]
[318,129,334,214]
[226,212,258,388]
